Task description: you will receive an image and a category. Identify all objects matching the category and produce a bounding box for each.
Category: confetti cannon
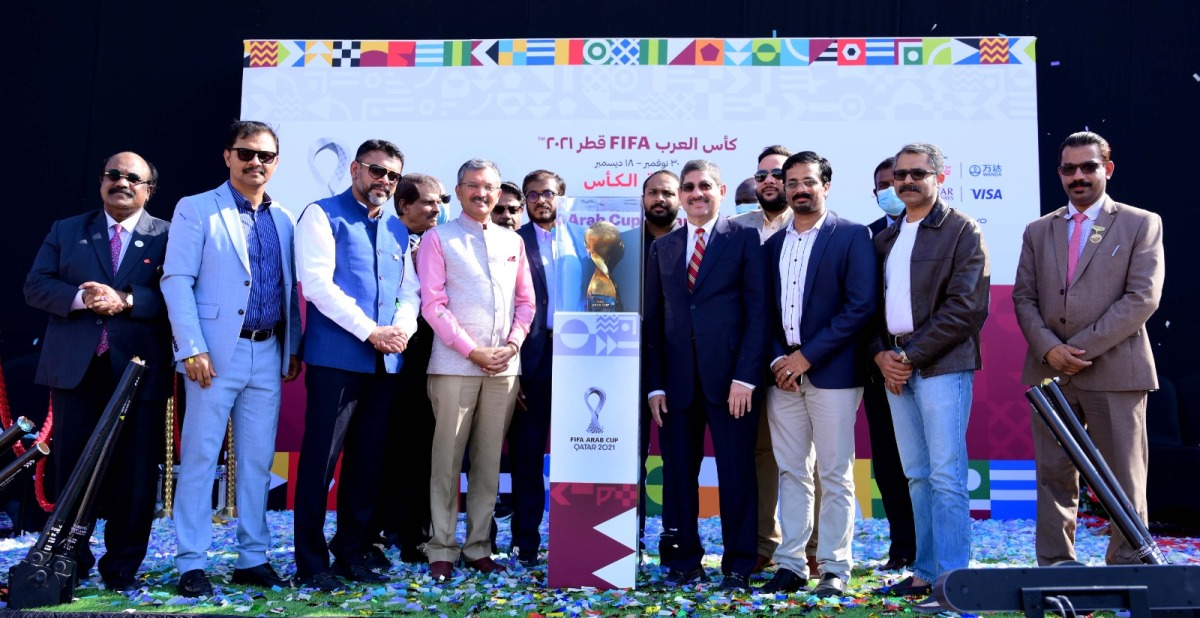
[7,358,144,609]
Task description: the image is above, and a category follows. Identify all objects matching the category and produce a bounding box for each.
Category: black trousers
[659,380,758,577]
[507,351,552,557]
[49,351,165,581]
[293,362,393,577]
[862,375,916,561]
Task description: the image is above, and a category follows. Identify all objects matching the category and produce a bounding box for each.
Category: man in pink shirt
[416,158,535,580]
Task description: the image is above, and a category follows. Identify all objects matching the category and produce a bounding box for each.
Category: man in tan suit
[1013,131,1164,566]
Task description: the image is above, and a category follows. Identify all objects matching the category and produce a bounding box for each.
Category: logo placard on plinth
[549,312,640,589]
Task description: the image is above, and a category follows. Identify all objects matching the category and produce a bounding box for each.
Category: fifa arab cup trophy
[584,220,626,311]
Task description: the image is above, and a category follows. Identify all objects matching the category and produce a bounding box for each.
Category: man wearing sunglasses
[162,121,303,597]
[371,173,448,564]
[292,139,417,590]
[1013,131,1164,568]
[491,182,525,229]
[508,169,592,567]
[25,152,172,593]
[730,144,793,576]
[865,143,989,614]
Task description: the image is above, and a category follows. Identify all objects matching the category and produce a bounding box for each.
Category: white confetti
[1165,320,1171,328]
[1050,61,1061,66]
[931,23,938,30]
[1194,73,1200,81]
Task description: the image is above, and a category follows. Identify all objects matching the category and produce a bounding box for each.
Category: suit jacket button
[542,299,548,305]
[1059,317,1066,324]
[239,309,246,316]
[245,280,251,286]
[1060,289,1065,295]
[96,319,104,325]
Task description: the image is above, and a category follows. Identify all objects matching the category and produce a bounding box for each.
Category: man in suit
[491,181,525,229]
[1013,131,1164,566]
[761,152,877,597]
[730,145,793,574]
[645,159,767,591]
[372,173,448,564]
[162,121,302,597]
[862,157,916,572]
[509,169,591,567]
[293,139,418,590]
[866,143,989,614]
[419,159,535,581]
[25,151,172,592]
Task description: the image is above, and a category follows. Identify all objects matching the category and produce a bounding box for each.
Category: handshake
[367,325,409,354]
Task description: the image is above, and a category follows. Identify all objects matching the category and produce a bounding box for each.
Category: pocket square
[507,255,517,262]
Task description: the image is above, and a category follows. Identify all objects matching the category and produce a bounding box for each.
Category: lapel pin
[134,240,144,247]
[144,258,151,263]
[393,254,400,260]
[1089,233,1102,244]
[1091,225,1105,232]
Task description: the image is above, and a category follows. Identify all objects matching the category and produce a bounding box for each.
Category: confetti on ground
[0,511,1195,616]
[1051,61,1061,66]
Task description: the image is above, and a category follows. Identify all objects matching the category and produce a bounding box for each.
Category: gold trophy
[584,221,626,311]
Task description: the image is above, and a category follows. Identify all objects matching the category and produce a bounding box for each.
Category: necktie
[687,228,706,291]
[1066,212,1088,287]
[96,224,122,355]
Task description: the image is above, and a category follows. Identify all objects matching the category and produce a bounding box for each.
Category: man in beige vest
[1013,131,1164,566]
[416,159,536,580]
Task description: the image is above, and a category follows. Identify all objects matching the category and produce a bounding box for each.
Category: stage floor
[1,513,1197,616]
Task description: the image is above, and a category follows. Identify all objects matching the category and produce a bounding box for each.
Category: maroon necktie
[95,224,121,356]
[1066,212,1087,288]
[687,228,705,292]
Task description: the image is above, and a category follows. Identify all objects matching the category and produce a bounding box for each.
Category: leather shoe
[912,594,945,614]
[103,573,140,593]
[332,561,389,583]
[231,562,291,588]
[176,569,213,598]
[465,556,505,574]
[361,546,390,570]
[760,568,806,594]
[877,556,914,571]
[719,573,750,591]
[662,566,707,587]
[516,551,539,569]
[873,575,932,597]
[812,572,847,598]
[752,554,775,574]
[429,560,453,580]
[296,571,343,592]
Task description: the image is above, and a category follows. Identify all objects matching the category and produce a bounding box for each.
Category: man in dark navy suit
[644,159,767,591]
[759,152,877,597]
[24,151,173,592]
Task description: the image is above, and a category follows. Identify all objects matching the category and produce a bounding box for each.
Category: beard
[644,203,678,227]
[757,188,787,213]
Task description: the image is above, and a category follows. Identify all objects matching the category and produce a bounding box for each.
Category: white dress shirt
[71,210,143,310]
[1064,197,1102,256]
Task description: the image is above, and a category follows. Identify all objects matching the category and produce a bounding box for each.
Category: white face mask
[735,203,757,214]
[876,186,905,216]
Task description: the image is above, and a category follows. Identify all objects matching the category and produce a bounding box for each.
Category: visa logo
[971,188,1003,199]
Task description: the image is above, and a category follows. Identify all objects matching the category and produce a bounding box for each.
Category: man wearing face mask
[861,157,916,572]
[1013,131,1163,567]
[370,173,449,564]
[292,139,419,590]
[731,145,794,574]
[734,178,758,214]
[491,182,525,230]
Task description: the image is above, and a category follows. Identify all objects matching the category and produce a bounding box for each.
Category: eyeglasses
[101,169,152,186]
[680,181,717,192]
[893,169,938,181]
[493,205,523,215]
[227,148,278,164]
[437,194,451,204]
[784,178,821,191]
[461,182,499,193]
[526,190,557,203]
[1059,161,1103,176]
[754,168,784,182]
[356,160,401,183]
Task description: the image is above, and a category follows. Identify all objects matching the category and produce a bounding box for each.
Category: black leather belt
[240,326,276,341]
[890,332,914,348]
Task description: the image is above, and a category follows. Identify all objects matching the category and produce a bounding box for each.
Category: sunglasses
[227,147,278,164]
[1059,161,1103,176]
[893,168,938,181]
[437,194,451,204]
[754,168,784,182]
[526,190,557,203]
[356,160,402,183]
[101,169,152,186]
[493,205,523,215]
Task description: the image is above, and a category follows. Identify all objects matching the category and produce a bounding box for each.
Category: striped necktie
[687,228,705,292]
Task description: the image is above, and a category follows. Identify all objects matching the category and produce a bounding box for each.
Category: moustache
[108,187,135,198]
[1069,180,1092,189]
[791,192,813,202]
[899,184,922,193]
[243,166,265,175]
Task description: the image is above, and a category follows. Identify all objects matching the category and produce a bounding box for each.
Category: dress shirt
[756,208,794,243]
[884,216,923,335]
[229,181,284,331]
[771,213,827,367]
[1064,197,1102,257]
[296,199,421,341]
[389,234,421,336]
[70,209,143,311]
[683,216,718,269]
[417,217,535,358]
[534,224,558,328]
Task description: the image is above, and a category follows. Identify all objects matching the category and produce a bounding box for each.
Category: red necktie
[687,228,705,291]
[1066,212,1087,288]
[95,224,122,356]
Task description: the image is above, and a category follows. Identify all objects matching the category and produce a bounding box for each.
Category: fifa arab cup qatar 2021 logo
[585,387,605,434]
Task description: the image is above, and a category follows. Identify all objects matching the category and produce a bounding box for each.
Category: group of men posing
[24,122,1162,614]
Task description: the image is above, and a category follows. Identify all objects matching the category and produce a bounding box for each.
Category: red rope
[0,361,55,511]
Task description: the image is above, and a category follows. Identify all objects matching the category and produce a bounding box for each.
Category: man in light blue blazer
[161,121,302,597]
